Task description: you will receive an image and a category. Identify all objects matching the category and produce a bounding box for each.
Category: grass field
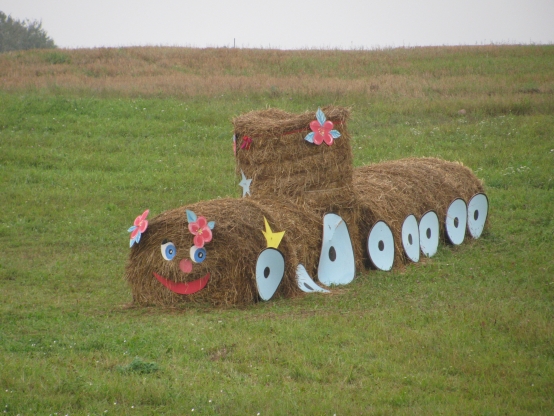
[1,45,553,415]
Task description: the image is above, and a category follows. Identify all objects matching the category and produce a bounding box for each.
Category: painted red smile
[153,272,210,295]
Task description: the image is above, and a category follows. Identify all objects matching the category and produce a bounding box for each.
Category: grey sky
[2,0,553,49]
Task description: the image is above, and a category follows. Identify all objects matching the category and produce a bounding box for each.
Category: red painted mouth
[153,272,210,295]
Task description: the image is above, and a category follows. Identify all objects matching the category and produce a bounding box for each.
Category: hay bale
[353,157,484,267]
[125,197,326,306]
[232,106,364,269]
[233,106,353,204]
[126,102,488,307]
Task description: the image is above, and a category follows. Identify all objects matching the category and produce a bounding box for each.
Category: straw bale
[125,197,329,307]
[126,102,488,307]
[233,106,353,201]
[353,157,484,267]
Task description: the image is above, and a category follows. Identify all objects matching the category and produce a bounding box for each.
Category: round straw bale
[125,197,336,307]
[126,198,294,306]
[353,157,484,267]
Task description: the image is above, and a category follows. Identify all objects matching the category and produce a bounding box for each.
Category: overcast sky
[2,0,553,49]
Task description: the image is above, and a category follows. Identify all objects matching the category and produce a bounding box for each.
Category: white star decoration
[239,169,252,197]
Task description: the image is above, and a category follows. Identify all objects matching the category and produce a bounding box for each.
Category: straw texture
[125,198,328,306]
[233,106,364,269]
[353,157,484,267]
[125,106,487,307]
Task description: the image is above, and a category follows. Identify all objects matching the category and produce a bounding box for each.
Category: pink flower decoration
[310,119,336,146]
[128,209,149,247]
[304,108,341,146]
[188,216,213,248]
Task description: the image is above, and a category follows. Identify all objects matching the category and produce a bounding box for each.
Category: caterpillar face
[149,209,214,295]
[126,205,224,305]
[153,239,211,295]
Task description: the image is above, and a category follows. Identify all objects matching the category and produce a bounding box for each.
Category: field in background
[0,45,553,415]
[2,45,554,112]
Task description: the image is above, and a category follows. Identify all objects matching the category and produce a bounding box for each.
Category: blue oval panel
[318,213,355,285]
[255,248,285,301]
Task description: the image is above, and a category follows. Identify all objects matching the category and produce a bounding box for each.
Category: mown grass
[0,45,553,415]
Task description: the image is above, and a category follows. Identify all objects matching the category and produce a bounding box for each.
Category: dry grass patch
[1,45,553,105]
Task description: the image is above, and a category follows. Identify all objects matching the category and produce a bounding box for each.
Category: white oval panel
[446,198,468,245]
[467,193,489,239]
[419,210,439,258]
[255,248,285,301]
[402,214,420,263]
[367,221,394,271]
[318,213,355,286]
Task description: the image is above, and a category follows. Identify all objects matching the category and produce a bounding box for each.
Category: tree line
[0,11,56,52]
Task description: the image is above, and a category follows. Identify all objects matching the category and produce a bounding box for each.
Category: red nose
[180,258,192,273]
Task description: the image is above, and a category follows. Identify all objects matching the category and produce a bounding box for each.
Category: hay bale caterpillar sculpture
[125,106,488,306]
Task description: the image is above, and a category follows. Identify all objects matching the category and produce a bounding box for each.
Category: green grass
[1,46,554,415]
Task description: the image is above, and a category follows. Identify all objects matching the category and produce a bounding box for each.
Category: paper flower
[240,136,253,150]
[128,209,149,247]
[304,108,341,146]
[186,209,215,248]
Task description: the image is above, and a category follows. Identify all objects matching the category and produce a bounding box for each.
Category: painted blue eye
[189,246,207,263]
[161,240,177,261]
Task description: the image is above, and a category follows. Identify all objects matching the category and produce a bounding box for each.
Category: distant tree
[0,11,56,52]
